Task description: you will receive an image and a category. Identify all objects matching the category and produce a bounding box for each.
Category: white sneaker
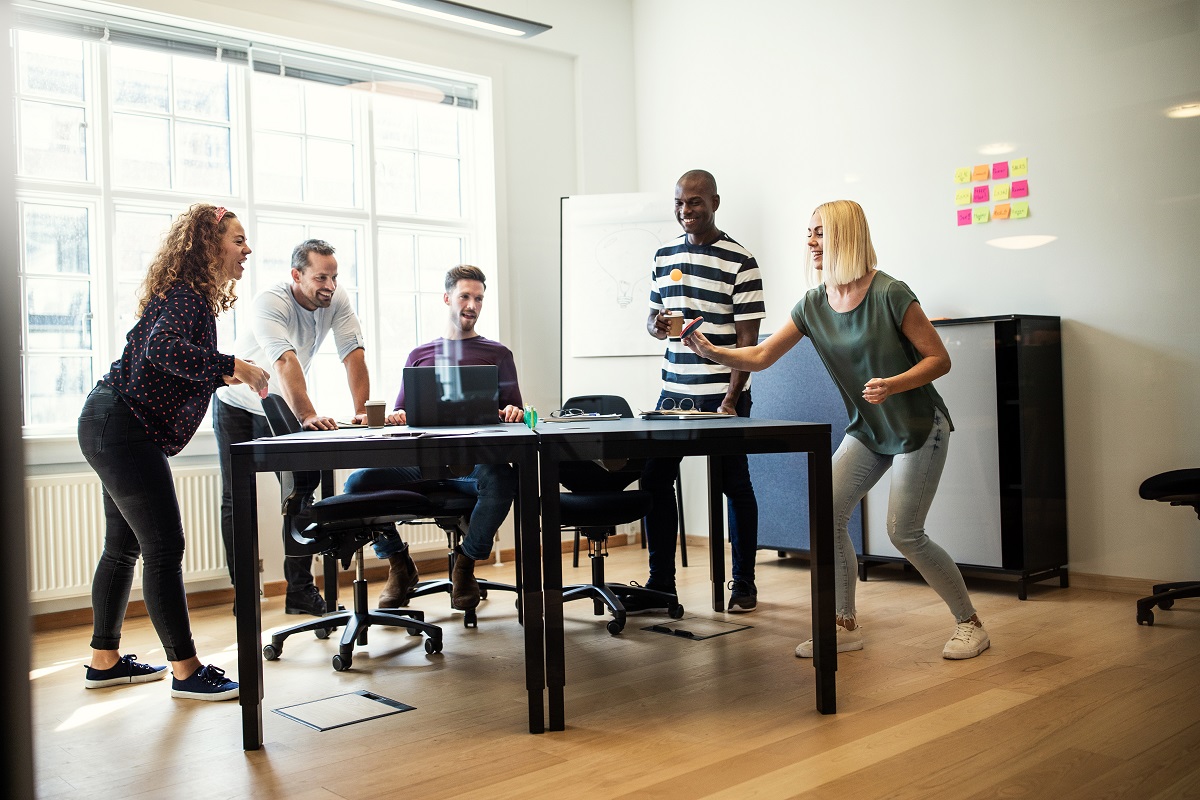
[943,621,990,659]
[795,625,864,658]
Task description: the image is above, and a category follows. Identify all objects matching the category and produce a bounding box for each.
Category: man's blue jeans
[343,463,516,562]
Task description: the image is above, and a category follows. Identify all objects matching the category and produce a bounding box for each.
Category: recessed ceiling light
[1165,103,1200,119]
[985,235,1057,250]
[979,142,1016,156]
[357,0,551,38]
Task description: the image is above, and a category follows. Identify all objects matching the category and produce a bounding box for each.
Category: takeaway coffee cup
[364,400,386,427]
[664,311,684,338]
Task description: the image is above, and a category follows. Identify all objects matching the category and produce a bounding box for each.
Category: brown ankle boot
[450,547,480,610]
[378,547,419,608]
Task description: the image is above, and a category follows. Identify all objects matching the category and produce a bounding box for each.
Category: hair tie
[214,206,227,223]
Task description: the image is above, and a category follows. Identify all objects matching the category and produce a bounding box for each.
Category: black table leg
[233,451,264,750]
[808,446,836,714]
[517,451,547,733]
[539,457,565,731]
[708,455,725,613]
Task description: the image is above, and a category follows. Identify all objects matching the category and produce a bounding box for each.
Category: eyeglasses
[550,407,587,418]
[658,397,696,412]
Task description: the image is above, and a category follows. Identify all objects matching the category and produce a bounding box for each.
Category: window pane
[174,57,230,121]
[19,101,88,181]
[377,293,417,397]
[417,103,459,155]
[252,74,303,132]
[418,155,461,218]
[253,132,303,202]
[26,277,92,350]
[418,292,446,342]
[112,114,171,188]
[176,121,231,194]
[27,355,92,427]
[308,225,360,287]
[23,204,89,275]
[377,230,416,292]
[113,210,172,283]
[307,350,352,418]
[373,97,416,149]
[417,234,462,293]
[304,83,354,140]
[375,149,416,215]
[18,31,84,101]
[114,280,142,345]
[111,47,170,113]
[306,139,356,207]
[254,221,306,291]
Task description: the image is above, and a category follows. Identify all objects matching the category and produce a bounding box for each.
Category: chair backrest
[259,394,320,519]
[261,393,303,436]
[563,394,635,418]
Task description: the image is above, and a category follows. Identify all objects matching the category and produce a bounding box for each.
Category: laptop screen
[403,365,500,427]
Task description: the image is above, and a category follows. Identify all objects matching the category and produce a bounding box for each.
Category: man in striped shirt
[638,169,766,612]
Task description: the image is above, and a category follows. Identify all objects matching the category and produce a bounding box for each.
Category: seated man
[344,264,524,611]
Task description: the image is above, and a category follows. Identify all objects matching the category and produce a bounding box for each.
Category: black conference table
[537,416,837,731]
[230,424,542,750]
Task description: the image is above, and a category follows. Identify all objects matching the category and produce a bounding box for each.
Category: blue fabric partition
[748,336,863,554]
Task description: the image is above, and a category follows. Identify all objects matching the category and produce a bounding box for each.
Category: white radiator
[25,466,228,603]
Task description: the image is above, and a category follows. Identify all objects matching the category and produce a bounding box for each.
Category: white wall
[630,0,1200,582]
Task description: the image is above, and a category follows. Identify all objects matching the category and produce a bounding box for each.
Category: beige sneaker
[795,625,864,658]
[943,621,990,659]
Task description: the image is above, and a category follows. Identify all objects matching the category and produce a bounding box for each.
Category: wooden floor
[30,545,1200,799]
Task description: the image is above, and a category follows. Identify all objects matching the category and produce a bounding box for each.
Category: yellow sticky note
[993,183,1011,201]
[1012,201,1029,218]
[973,208,990,224]
[955,189,971,205]
[972,164,990,181]
[993,203,1011,219]
[1010,157,1028,176]
[954,167,971,184]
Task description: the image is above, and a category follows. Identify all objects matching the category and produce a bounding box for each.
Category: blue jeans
[832,408,976,623]
[640,391,758,587]
[77,384,198,662]
[343,463,516,562]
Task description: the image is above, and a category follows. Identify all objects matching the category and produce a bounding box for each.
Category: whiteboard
[560,193,678,358]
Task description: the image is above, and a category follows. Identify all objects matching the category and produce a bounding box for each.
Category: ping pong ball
[670,268,683,281]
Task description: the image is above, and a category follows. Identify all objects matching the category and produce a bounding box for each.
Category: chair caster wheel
[263,644,281,661]
[332,653,352,671]
[464,610,477,628]
[406,626,422,636]
[480,587,489,600]
[668,603,685,619]
[1159,599,1175,610]
[314,627,331,640]
[425,637,443,654]
[1137,608,1155,625]
[606,619,625,635]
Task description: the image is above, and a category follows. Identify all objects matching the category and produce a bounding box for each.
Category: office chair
[1135,468,1200,626]
[563,394,687,569]
[258,394,443,670]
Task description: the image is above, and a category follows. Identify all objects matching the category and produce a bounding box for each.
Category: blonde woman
[78,204,269,699]
[684,199,989,660]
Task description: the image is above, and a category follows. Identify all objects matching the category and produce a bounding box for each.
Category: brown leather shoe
[450,547,480,610]
[378,547,419,608]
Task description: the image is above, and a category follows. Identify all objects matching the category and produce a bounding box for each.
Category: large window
[12,4,492,434]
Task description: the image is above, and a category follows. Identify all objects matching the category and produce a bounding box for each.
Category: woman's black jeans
[78,384,197,662]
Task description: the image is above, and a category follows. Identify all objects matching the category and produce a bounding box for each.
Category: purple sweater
[394,336,522,411]
[101,285,235,455]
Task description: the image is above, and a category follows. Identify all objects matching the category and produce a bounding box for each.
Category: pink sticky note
[992,161,1010,180]
[957,209,973,226]
[973,185,990,203]
[1011,179,1029,198]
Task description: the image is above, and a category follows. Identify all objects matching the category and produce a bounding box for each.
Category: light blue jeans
[831,409,977,624]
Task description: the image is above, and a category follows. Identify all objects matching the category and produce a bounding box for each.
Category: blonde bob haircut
[807,199,877,286]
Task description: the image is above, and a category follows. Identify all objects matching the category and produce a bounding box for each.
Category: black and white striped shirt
[648,232,766,402]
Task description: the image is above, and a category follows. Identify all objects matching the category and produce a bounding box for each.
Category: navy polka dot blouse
[101,284,235,456]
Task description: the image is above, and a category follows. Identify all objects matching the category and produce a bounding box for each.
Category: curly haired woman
[78,204,269,700]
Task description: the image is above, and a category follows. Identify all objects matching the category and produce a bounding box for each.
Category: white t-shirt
[216,281,365,416]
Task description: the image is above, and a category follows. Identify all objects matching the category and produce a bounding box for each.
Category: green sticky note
[1012,201,1029,218]
[954,167,971,184]
[993,183,1011,201]
[1010,157,1028,176]
[955,189,971,205]
[973,208,990,224]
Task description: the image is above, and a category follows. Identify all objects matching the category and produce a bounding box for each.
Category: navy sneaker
[84,654,168,689]
[727,579,757,613]
[285,584,327,616]
[171,665,239,701]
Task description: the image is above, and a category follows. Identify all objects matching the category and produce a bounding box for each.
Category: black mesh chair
[259,394,443,670]
[1136,468,1200,626]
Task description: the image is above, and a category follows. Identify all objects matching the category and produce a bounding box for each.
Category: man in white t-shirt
[214,239,369,617]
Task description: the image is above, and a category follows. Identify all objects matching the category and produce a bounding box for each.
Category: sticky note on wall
[1010,157,1028,176]
[992,161,1010,179]
[973,185,990,203]
[957,209,973,226]
[954,168,971,183]
[955,189,971,205]
[1011,179,1029,198]
[1012,202,1029,218]
[993,203,1011,219]
[973,208,990,224]
[993,183,1011,201]
[972,164,990,181]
